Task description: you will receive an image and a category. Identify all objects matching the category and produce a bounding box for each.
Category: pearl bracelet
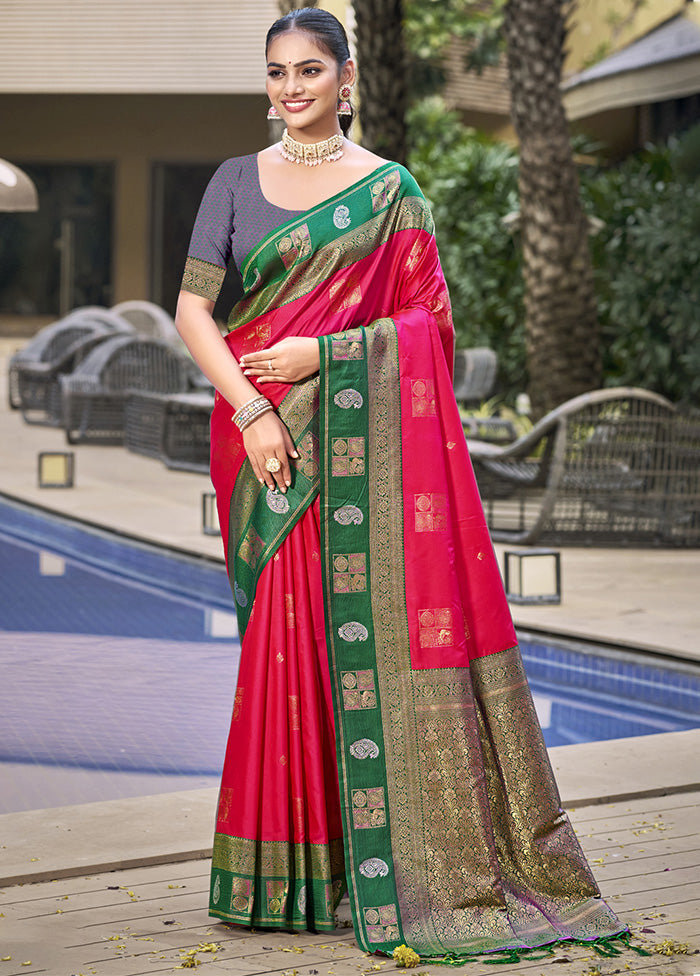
[232,395,273,432]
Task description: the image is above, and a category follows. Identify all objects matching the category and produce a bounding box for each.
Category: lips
[282,100,314,112]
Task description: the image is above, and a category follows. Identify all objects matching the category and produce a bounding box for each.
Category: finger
[282,428,299,460]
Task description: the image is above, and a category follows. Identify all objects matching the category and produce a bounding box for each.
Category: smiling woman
[172,5,630,965]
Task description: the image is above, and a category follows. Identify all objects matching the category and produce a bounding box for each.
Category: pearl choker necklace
[279,128,344,166]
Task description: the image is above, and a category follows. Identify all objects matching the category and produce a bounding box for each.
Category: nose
[284,72,304,96]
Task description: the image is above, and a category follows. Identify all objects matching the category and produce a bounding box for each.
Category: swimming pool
[1,495,698,814]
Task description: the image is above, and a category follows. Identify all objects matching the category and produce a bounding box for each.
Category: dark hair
[266,8,354,135]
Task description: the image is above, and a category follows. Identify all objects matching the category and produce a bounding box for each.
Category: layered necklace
[279,128,344,166]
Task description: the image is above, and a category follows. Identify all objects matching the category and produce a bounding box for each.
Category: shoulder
[207,154,257,192]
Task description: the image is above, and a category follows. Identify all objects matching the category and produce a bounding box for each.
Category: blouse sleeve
[181,160,236,302]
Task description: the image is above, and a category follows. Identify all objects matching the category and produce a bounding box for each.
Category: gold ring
[265,457,282,473]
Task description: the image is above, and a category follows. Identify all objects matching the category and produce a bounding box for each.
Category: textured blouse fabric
[181,154,303,302]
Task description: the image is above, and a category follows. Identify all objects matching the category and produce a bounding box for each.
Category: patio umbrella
[0,158,38,211]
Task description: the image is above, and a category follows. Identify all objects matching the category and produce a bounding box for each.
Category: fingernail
[292,451,299,458]
[285,480,291,487]
[281,487,287,494]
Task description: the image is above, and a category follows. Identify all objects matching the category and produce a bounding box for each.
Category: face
[266,31,354,138]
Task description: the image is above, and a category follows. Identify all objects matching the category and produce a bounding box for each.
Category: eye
[303,67,321,75]
[267,69,283,79]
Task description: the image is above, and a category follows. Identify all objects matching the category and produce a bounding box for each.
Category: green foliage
[580,136,700,405]
[407,98,525,394]
[403,0,505,96]
[408,105,700,407]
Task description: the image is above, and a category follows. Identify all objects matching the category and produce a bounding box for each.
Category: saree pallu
[208,163,625,958]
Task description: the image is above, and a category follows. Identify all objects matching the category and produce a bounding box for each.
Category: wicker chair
[468,388,700,547]
[111,300,180,345]
[8,308,133,422]
[60,336,191,445]
[125,390,215,472]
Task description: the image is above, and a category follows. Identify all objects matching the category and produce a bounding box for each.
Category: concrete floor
[1,340,698,974]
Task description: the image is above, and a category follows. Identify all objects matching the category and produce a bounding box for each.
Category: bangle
[232,395,273,431]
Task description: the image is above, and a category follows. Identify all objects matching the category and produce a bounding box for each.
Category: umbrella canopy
[0,158,39,212]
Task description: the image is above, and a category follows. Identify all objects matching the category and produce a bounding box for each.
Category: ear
[340,58,355,88]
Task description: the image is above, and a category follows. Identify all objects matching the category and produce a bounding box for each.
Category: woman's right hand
[242,410,298,492]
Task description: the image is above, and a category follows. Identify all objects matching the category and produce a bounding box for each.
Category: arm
[175,290,297,492]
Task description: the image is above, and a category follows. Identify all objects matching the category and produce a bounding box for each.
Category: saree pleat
[211,501,346,930]
[205,161,627,956]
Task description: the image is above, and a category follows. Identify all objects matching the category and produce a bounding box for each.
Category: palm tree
[504,0,600,416]
[352,0,408,165]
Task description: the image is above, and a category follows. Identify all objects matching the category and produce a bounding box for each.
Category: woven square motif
[230,878,252,914]
[352,787,386,829]
[276,224,312,269]
[331,437,365,477]
[239,526,264,568]
[267,880,288,916]
[418,607,455,647]
[341,669,377,710]
[411,378,436,417]
[333,552,367,592]
[370,170,402,213]
[364,903,400,943]
[332,329,364,360]
[414,493,447,532]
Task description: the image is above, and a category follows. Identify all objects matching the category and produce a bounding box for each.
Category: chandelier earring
[267,104,280,121]
[337,83,353,117]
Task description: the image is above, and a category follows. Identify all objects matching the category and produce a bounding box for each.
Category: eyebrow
[267,58,326,68]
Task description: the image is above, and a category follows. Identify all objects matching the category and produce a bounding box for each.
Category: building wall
[0,0,278,93]
[1,93,267,308]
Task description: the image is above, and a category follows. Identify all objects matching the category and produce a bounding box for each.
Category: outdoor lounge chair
[125,390,215,473]
[60,335,191,445]
[468,387,700,547]
[111,300,180,345]
[8,308,133,423]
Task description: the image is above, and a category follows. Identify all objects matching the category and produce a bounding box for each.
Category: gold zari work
[182,256,226,302]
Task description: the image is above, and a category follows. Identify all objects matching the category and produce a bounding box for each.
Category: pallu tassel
[391,932,651,968]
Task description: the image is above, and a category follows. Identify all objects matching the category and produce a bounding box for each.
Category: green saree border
[230,376,320,637]
[319,324,406,954]
[210,834,346,932]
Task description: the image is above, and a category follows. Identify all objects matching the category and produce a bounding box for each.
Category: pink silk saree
[207,163,626,960]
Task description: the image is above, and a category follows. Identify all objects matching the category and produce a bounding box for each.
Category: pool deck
[0,341,698,975]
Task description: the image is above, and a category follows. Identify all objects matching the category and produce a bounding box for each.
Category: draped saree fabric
[206,163,625,956]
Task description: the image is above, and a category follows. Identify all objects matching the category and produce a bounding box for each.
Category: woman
[176,8,628,963]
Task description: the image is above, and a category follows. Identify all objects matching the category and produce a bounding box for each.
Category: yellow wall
[1,93,267,304]
[564,0,686,76]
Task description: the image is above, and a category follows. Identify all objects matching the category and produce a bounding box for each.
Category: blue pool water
[1,496,698,814]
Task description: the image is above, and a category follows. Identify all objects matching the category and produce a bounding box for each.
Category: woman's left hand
[240,336,320,384]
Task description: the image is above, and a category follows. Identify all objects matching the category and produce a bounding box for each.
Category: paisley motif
[234,583,248,608]
[334,388,364,410]
[350,738,380,760]
[266,488,290,515]
[359,857,389,878]
[338,621,369,642]
[333,204,351,229]
[212,874,221,905]
[333,505,364,526]
[297,885,307,913]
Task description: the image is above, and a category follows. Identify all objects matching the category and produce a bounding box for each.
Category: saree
[206,163,626,960]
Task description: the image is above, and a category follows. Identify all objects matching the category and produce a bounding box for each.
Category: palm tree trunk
[352,0,408,165]
[504,0,600,416]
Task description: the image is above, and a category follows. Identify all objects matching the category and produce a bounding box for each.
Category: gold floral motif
[411,378,436,418]
[285,593,296,629]
[371,170,402,213]
[232,686,244,721]
[341,669,377,710]
[239,526,264,568]
[267,880,288,916]
[333,552,367,593]
[329,273,363,313]
[217,787,234,822]
[288,695,300,732]
[352,787,387,829]
[277,224,312,269]
[414,493,447,533]
[417,607,455,647]
[331,436,365,477]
